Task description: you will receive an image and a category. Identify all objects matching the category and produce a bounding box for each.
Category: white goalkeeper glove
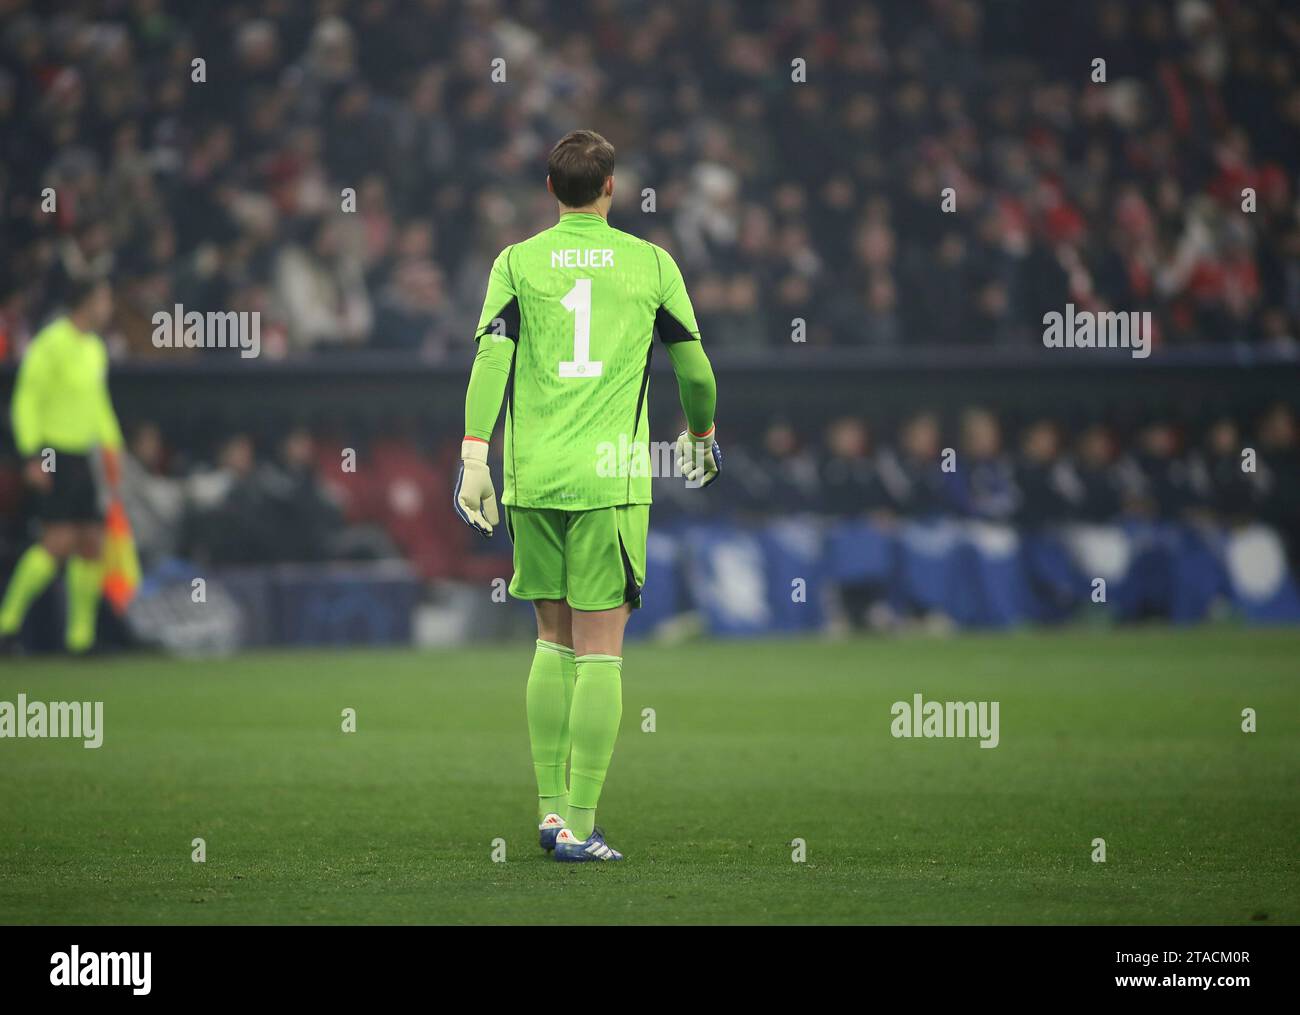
[675,426,722,489]
[454,438,499,537]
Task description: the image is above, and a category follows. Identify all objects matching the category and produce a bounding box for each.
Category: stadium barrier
[125,559,420,654]
[18,522,1293,653]
[627,517,1300,639]
[105,520,1300,651]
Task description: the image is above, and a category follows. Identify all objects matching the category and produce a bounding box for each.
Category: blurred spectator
[120,422,185,567]
[183,433,276,565]
[1015,419,1077,527]
[1202,417,1264,523]
[1256,402,1300,563]
[259,426,347,561]
[878,411,949,517]
[820,416,892,518]
[1071,424,1129,521]
[951,408,1020,521]
[273,217,372,351]
[728,421,822,516]
[1131,421,1202,519]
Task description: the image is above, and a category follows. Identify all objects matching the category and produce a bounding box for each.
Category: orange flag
[101,495,141,614]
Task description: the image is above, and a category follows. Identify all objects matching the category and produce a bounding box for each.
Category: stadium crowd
[2,0,1300,360]
[2,402,1294,587]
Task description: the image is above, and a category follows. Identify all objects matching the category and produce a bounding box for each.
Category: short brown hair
[547,130,615,208]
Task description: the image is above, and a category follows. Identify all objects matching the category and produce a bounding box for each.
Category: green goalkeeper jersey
[471,212,702,510]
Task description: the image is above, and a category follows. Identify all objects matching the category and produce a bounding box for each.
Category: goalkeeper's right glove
[454,437,499,537]
[675,426,722,489]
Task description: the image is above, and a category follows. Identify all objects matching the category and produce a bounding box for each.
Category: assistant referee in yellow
[1,277,123,653]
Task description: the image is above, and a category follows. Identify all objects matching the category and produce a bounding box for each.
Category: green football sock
[567,654,623,841]
[0,544,60,636]
[65,555,104,653]
[527,639,576,821]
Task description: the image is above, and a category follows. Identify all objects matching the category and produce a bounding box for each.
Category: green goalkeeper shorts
[504,504,648,611]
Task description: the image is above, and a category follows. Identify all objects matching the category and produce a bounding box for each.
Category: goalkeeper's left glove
[454,438,499,537]
[675,426,722,489]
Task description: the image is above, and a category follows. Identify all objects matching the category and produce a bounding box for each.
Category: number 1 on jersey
[559,278,603,378]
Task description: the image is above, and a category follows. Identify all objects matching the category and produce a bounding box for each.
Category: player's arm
[10,340,53,490]
[654,246,720,488]
[455,247,519,536]
[666,341,715,440]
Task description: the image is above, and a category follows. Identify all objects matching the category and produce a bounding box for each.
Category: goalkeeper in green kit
[454,130,719,862]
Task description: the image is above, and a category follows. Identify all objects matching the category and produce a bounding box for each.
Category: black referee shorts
[35,451,104,524]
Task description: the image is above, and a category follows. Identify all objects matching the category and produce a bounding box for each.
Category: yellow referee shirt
[10,316,123,457]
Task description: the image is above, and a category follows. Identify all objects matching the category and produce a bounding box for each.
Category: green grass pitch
[1,628,1297,925]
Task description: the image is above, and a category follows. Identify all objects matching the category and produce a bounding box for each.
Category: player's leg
[527,597,576,843]
[572,601,632,657]
[566,602,630,843]
[506,508,578,847]
[0,451,95,643]
[0,524,73,639]
[553,505,646,861]
[65,522,105,653]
